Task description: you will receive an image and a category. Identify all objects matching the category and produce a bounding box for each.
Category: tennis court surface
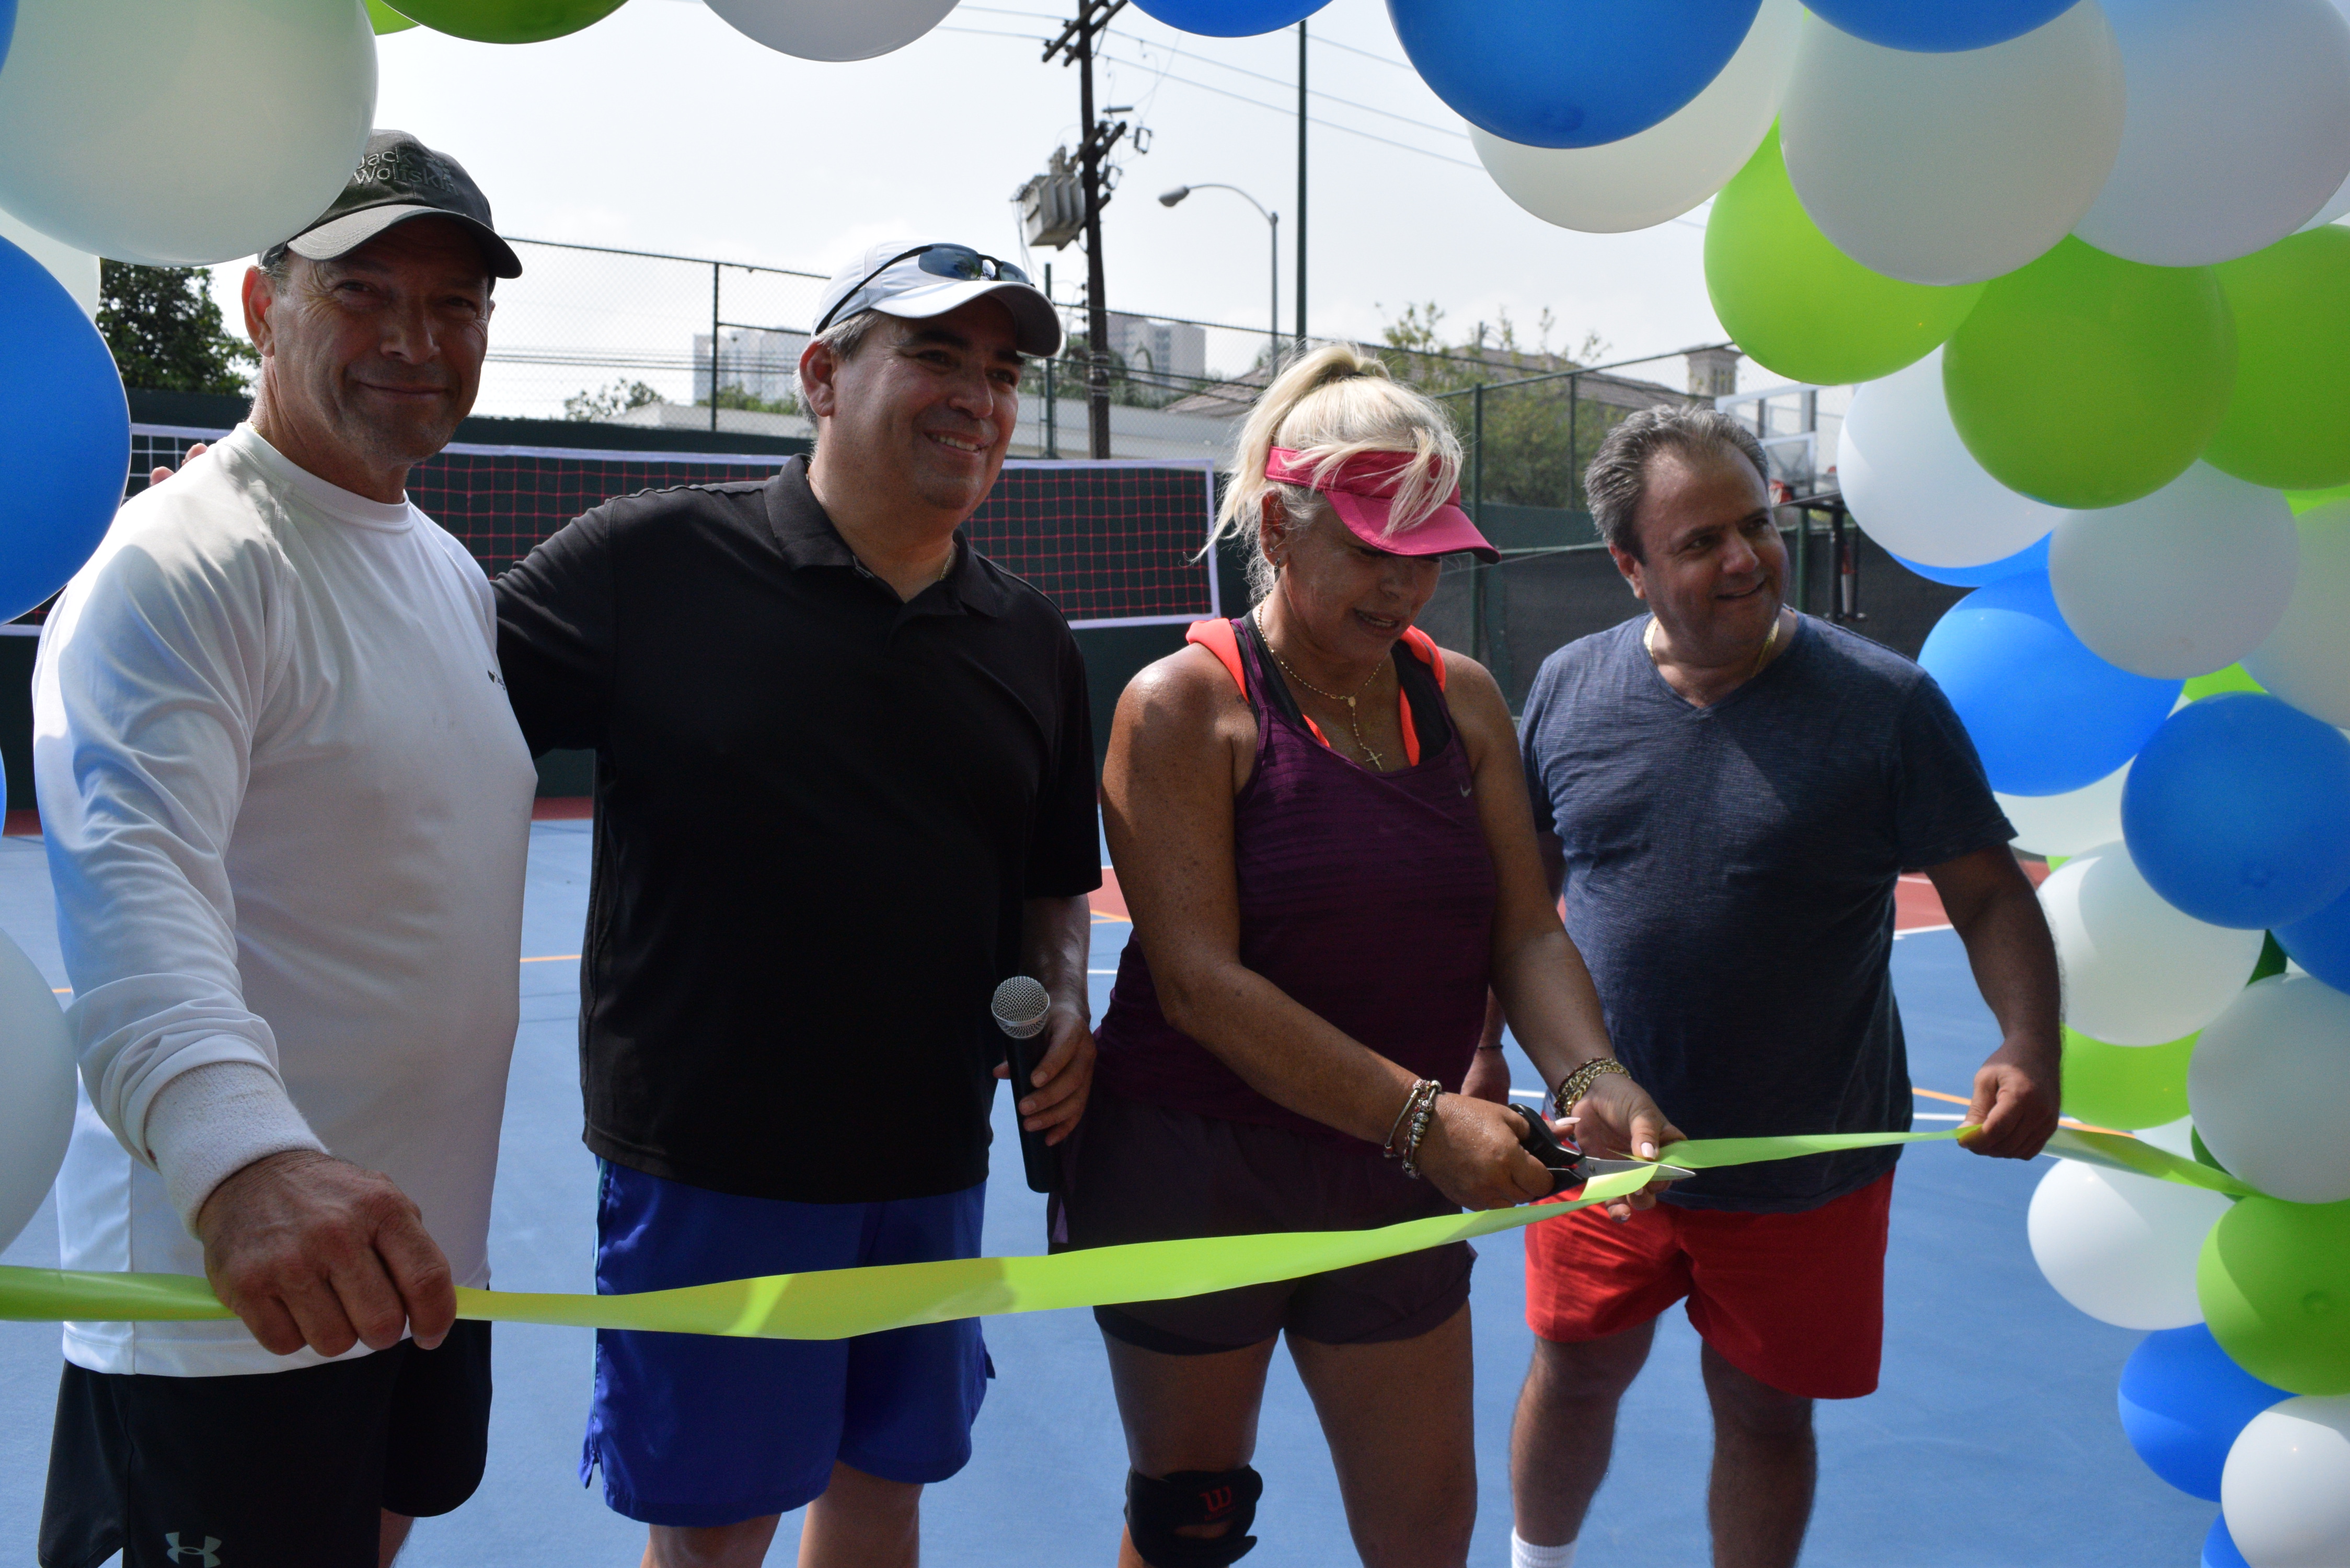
[0,822,2212,1565]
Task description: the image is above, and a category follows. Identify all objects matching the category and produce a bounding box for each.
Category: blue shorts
[581,1161,990,1528]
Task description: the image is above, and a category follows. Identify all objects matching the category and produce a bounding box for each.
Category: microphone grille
[991,975,1052,1039]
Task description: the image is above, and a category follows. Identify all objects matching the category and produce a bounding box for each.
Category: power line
[1308,31,1418,72]
[1094,47,1481,169]
[932,24,1482,170]
[1126,37,1469,141]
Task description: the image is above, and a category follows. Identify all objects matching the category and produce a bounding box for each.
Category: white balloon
[2187,975,2350,1203]
[2223,1397,2350,1568]
[1839,349,2067,568]
[0,0,374,267]
[1999,761,2129,858]
[2048,465,2300,679]
[2302,6,2350,231]
[2246,501,2350,727]
[1472,0,1799,235]
[0,930,75,1254]
[2137,1115,2199,1159]
[704,0,960,60]
[2075,0,2350,268]
[2026,1158,2231,1329]
[0,208,95,319]
[1781,1,2124,286]
[2042,843,2268,1044]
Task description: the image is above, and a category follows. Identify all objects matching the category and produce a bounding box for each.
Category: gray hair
[1585,405,1770,560]
[809,306,883,367]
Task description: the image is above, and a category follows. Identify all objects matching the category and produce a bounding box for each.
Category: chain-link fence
[476,239,1775,471]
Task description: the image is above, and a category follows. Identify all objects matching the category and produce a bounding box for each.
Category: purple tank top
[1095,617,1501,1148]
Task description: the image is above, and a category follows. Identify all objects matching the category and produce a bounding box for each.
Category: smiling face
[1261,492,1443,662]
[243,216,493,495]
[801,298,1023,525]
[1612,444,1785,662]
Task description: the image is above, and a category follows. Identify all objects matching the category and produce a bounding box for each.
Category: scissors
[1509,1103,1696,1196]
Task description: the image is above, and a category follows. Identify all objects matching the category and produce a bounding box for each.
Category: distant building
[692,326,809,405]
[1686,345,1742,399]
[1105,313,1206,387]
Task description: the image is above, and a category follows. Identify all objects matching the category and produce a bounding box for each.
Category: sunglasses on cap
[815,244,1033,335]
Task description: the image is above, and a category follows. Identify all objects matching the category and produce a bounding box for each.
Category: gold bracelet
[1551,1058,1629,1119]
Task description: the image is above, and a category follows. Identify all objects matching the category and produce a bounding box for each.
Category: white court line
[1894,923,1954,939]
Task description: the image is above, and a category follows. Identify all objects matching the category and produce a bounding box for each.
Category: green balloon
[365,0,418,32]
[1705,125,1985,387]
[2287,482,2350,514]
[2199,1195,2350,1396]
[1943,237,2237,510]
[2060,1027,2193,1130]
[2183,664,2267,702]
[2206,228,2350,490]
[395,0,629,43]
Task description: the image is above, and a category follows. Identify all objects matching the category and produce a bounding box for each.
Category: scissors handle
[1509,1102,1584,1196]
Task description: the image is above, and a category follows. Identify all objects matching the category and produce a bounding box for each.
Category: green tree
[1377,302,1629,513]
[97,262,256,395]
[565,378,666,421]
[699,383,798,416]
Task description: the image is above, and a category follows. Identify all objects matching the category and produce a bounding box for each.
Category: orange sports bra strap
[1399,626,1447,690]
[1185,617,1247,698]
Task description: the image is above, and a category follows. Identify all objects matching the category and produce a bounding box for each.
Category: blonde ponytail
[1209,344,1465,601]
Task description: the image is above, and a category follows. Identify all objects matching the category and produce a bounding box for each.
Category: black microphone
[991,976,1059,1194]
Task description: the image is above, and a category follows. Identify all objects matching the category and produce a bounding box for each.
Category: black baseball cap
[263,130,523,280]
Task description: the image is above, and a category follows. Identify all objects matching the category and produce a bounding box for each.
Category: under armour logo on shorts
[164,1534,223,1567]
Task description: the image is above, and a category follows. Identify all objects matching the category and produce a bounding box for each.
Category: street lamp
[1160,183,1280,378]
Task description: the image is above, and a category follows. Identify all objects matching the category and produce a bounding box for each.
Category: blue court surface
[0,823,2216,1565]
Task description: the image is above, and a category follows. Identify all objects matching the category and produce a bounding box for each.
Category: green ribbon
[0,1126,2240,1342]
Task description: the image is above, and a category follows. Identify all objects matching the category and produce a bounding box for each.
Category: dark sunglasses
[815,244,1032,335]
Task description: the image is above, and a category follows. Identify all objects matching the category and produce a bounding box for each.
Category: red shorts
[1522,1171,1895,1400]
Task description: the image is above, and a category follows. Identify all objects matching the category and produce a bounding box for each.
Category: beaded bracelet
[1400,1084,1442,1181]
[1551,1057,1630,1120]
[1384,1077,1441,1173]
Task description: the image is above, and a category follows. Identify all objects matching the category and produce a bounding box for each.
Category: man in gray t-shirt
[1486,408,2059,1568]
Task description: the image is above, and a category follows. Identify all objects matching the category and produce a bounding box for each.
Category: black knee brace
[1125,1466,1265,1568]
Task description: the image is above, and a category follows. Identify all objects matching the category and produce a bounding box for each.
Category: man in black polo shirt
[494,240,1098,1568]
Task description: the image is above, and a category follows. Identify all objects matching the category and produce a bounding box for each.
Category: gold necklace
[1255,609,1390,769]
[1646,608,1783,685]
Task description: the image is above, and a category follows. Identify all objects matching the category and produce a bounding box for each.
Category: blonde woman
[1056,347,1680,1568]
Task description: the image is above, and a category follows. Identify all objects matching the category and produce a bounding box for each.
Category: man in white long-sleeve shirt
[30,132,536,1568]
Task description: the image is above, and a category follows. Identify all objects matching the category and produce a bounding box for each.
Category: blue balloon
[1129,0,1328,35]
[2122,694,2350,929]
[1917,571,2181,797]
[2118,1326,2288,1502]
[0,0,15,78]
[1893,534,2051,588]
[1387,0,1761,149]
[2204,1515,2252,1568]
[1805,0,2076,52]
[0,238,128,625]
[2276,882,2350,993]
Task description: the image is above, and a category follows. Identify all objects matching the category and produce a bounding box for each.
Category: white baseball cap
[813,240,1063,358]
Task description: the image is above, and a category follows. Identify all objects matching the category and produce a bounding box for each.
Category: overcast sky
[325,0,1727,387]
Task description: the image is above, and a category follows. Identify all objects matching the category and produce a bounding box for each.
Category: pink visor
[1265,447,1498,562]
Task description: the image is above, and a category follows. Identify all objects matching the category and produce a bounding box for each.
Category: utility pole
[1044,0,1129,459]
[1295,19,1307,353]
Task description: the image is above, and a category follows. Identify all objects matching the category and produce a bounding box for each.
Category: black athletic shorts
[38,1320,492,1568]
[1051,1088,1473,1355]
